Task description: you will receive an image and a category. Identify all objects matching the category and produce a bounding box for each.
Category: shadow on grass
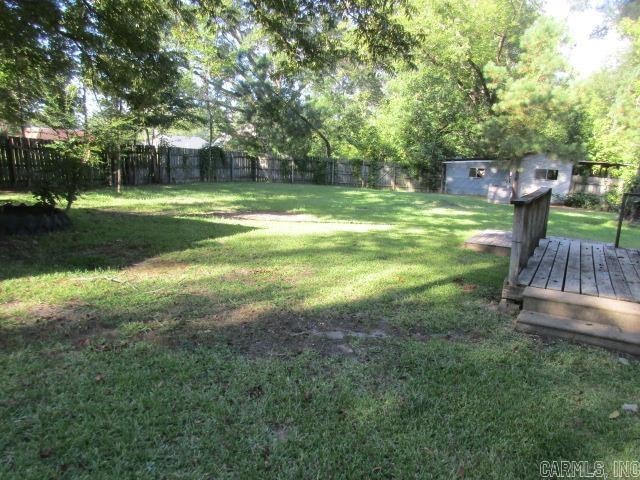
[0,253,630,478]
[0,183,636,478]
[84,182,628,244]
[0,221,507,347]
[0,208,256,281]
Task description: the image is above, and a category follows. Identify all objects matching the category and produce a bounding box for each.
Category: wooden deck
[498,187,640,353]
[517,238,640,303]
[464,229,512,256]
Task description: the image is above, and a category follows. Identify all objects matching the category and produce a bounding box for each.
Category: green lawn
[1,183,639,479]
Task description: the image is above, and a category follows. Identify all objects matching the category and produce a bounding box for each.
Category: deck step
[521,286,640,333]
[516,310,640,355]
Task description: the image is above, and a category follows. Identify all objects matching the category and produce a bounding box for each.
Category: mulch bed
[0,203,71,235]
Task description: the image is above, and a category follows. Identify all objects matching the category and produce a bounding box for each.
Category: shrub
[32,138,99,210]
[564,192,602,210]
[198,146,225,181]
[604,189,622,211]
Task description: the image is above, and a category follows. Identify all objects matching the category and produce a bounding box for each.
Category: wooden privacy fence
[570,175,623,196]
[0,135,440,191]
[0,136,105,187]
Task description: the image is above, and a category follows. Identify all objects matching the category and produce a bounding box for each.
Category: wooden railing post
[507,187,552,287]
[508,204,525,286]
[615,193,640,247]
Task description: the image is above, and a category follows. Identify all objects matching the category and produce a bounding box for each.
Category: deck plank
[547,239,571,291]
[604,246,634,301]
[580,243,598,296]
[518,239,549,286]
[531,239,559,289]
[628,249,640,277]
[564,240,582,294]
[593,244,616,299]
[615,248,640,302]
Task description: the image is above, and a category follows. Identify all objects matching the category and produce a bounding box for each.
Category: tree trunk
[82,83,88,131]
[288,107,332,159]
[113,146,122,194]
[207,94,213,181]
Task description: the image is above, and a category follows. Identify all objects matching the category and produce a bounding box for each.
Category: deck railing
[615,192,640,248]
[507,188,552,286]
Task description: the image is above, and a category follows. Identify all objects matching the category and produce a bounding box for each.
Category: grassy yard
[1,183,640,479]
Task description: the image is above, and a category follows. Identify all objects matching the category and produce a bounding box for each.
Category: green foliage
[210,47,329,158]
[484,17,584,165]
[0,0,74,128]
[30,181,61,209]
[33,137,101,210]
[334,0,542,175]
[199,146,226,181]
[577,10,640,195]
[245,0,416,69]
[4,0,638,195]
[563,192,602,210]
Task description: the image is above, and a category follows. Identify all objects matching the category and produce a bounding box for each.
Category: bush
[32,138,99,210]
[564,192,602,210]
[198,146,225,181]
[604,189,622,211]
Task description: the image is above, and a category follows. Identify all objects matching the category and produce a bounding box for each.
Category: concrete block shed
[442,154,575,202]
[518,154,573,200]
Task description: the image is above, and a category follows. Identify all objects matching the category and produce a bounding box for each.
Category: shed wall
[518,154,573,200]
[444,161,510,196]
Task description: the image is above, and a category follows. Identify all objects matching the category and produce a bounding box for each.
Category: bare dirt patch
[205,211,323,222]
[0,300,26,314]
[1,295,492,356]
[160,305,398,358]
[198,210,392,234]
[0,301,117,349]
[219,267,276,284]
[124,258,190,279]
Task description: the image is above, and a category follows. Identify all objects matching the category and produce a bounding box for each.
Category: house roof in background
[23,127,85,141]
[443,158,631,167]
[577,161,631,167]
[157,135,207,149]
[442,159,497,164]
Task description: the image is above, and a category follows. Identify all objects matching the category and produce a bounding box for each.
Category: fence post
[230,153,234,181]
[393,164,397,191]
[165,147,171,184]
[7,137,16,187]
[331,159,335,185]
[22,138,29,187]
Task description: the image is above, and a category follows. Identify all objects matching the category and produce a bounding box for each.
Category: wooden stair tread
[522,286,640,314]
[521,286,640,333]
[516,310,640,355]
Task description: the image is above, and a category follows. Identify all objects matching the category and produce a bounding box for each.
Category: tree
[0,0,74,133]
[33,136,100,210]
[89,102,138,193]
[483,17,584,196]
[579,11,640,202]
[340,0,543,179]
